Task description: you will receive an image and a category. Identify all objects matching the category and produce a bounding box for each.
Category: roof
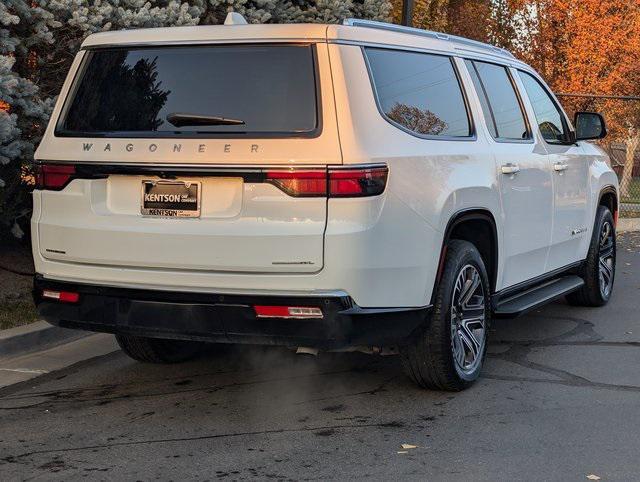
[80,18,526,67]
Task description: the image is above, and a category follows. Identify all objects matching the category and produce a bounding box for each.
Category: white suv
[32,16,618,391]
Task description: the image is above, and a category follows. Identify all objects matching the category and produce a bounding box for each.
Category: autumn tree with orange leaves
[507,0,640,197]
[401,0,640,196]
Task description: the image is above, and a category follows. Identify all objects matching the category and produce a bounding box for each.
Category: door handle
[501,163,520,175]
[553,162,569,172]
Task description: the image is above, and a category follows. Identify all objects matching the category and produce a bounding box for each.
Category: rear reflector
[265,165,388,197]
[35,164,77,191]
[42,289,80,303]
[254,305,323,319]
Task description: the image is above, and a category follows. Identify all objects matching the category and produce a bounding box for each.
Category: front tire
[566,205,616,307]
[400,240,490,391]
[116,334,204,363]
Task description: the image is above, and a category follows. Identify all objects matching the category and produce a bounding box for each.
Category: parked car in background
[32,15,617,391]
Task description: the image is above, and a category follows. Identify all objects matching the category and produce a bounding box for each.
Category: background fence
[557,94,640,218]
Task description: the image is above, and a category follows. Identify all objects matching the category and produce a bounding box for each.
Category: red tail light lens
[266,165,388,198]
[329,167,388,197]
[35,164,77,191]
[266,169,327,197]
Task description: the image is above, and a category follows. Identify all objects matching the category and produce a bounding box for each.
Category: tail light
[35,164,77,191]
[266,169,327,197]
[266,165,388,198]
[329,167,388,197]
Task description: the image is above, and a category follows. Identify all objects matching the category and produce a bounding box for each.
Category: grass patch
[0,300,38,331]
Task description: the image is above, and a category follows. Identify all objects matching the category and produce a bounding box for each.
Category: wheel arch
[598,185,618,224]
[433,209,499,304]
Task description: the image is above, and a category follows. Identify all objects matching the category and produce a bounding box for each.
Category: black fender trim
[433,208,499,305]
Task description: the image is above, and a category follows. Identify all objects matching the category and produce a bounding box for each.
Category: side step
[493,275,584,318]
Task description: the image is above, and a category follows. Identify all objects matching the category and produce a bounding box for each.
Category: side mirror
[574,112,607,141]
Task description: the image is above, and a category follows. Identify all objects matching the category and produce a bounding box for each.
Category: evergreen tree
[0,0,393,241]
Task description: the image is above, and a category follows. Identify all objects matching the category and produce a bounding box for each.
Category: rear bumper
[34,276,430,349]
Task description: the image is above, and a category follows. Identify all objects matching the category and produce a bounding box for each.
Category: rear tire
[566,206,616,307]
[116,334,204,363]
[400,240,490,391]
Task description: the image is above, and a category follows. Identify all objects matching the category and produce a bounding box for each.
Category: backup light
[42,289,80,303]
[254,305,324,319]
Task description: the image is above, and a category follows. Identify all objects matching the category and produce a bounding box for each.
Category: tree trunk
[620,130,640,200]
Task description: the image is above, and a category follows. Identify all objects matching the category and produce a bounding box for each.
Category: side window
[518,71,568,144]
[465,60,529,141]
[365,48,471,137]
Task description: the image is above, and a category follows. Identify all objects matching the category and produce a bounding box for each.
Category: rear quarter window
[57,44,319,138]
[364,47,472,138]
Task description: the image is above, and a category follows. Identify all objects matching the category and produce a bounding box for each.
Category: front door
[517,71,590,271]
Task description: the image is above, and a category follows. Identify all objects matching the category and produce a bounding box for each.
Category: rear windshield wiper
[166,112,246,128]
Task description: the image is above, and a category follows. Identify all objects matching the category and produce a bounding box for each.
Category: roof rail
[342,18,515,59]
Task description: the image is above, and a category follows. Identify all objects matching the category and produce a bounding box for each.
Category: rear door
[35,42,341,274]
[464,60,554,289]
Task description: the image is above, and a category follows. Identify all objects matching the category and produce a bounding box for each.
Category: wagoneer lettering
[79,142,261,154]
[33,15,618,391]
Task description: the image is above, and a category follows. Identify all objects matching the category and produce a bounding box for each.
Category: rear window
[57,44,319,138]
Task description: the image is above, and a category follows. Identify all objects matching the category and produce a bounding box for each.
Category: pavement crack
[0,421,404,463]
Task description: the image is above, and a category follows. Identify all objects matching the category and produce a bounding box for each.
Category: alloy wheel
[598,221,615,299]
[450,264,486,376]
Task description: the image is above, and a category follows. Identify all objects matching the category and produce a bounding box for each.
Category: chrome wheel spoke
[599,257,612,280]
[460,306,485,319]
[452,332,466,367]
[599,242,614,258]
[459,271,480,308]
[460,319,483,359]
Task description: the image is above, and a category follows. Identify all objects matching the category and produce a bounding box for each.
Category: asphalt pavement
[1,233,640,481]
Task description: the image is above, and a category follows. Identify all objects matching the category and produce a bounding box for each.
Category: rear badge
[141,180,201,218]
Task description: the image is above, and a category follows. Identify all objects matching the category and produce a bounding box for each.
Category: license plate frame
[141,180,201,218]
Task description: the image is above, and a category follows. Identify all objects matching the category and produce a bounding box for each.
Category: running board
[493,275,584,318]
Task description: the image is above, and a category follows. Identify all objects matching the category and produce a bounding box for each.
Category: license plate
[141,180,201,218]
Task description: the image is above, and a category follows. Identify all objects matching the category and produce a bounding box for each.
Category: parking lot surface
[1,233,640,481]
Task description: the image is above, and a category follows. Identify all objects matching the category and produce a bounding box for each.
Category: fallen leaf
[401,444,418,449]
[586,475,601,481]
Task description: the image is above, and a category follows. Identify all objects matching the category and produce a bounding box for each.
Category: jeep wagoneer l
[32,15,618,390]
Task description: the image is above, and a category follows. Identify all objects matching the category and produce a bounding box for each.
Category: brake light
[254,305,324,319]
[329,167,388,197]
[265,165,388,198]
[41,289,80,303]
[35,164,76,191]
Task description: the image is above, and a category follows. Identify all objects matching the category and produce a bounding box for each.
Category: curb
[0,321,90,359]
[618,218,640,233]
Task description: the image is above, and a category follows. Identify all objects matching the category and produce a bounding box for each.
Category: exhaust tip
[295,346,319,357]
